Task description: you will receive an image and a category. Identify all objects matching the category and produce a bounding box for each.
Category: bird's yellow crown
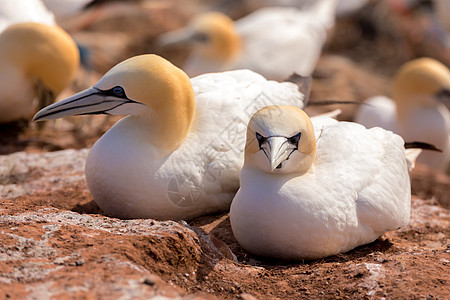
[392,57,450,104]
[0,22,79,95]
[96,54,196,153]
[190,12,241,62]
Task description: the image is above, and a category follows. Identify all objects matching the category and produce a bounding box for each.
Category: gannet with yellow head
[34,54,305,220]
[230,105,414,260]
[159,12,241,77]
[355,58,450,171]
[158,0,337,80]
[0,22,79,123]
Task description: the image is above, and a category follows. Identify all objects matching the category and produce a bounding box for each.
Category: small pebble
[143,278,156,286]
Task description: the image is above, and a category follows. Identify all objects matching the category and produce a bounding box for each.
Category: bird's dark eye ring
[255,132,267,149]
[112,86,125,97]
[288,132,301,146]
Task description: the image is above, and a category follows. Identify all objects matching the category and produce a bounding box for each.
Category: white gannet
[355,57,450,171]
[0,22,79,123]
[0,0,55,32]
[33,54,306,220]
[230,105,418,260]
[158,0,337,80]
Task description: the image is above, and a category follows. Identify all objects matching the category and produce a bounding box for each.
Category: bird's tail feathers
[404,142,442,152]
[405,149,422,172]
[404,142,442,172]
[312,109,342,119]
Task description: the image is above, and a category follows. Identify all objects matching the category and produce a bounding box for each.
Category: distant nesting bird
[230,105,420,260]
[158,0,337,80]
[0,22,79,123]
[355,57,450,171]
[0,0,55,32]
[33,54,306,220]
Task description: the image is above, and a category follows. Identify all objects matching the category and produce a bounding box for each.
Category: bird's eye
[255,132,267,149]
[112,86,125,97]
[193,32,210,43]
[288,132,301,147]
[436,88,450,99]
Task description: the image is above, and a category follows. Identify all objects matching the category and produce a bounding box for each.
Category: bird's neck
[198,33,241,66]
[131,94,196,157]
[395,94,438,125]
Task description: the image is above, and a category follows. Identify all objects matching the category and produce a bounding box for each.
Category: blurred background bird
[355,58,450,171]
[0,0,86,126]
[158,0,337,80]
[0,22,79,124]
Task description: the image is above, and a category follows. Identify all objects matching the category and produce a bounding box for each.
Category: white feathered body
[0,62,37,122]
[234,4,335,78]
[243,0,367,17]
[184,2,336,80]
[355,96,397,131]
[86,70,304,220]
[0,0,55,32]
[355,96,450,170]
[230,120,411,260]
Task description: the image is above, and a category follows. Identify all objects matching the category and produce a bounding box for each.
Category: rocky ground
[0,0,449,299]
[0,149,448,299]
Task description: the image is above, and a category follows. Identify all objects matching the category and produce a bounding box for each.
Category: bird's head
[34,54,195,153]
[392,57,450,109]
[245,105,316,174]
[158,12,241,63]
[0,22,79,106]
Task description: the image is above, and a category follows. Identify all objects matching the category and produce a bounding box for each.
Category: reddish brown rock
[0,149,449,299]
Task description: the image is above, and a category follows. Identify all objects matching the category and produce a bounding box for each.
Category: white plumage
[230,105,414,260]
[0,0,55,32]
[159,0,337,80]
[232,4,336,79]
[34,55,305,220]
[242,0,368,18]
[355,58,450,171]
[86,70,303,220]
